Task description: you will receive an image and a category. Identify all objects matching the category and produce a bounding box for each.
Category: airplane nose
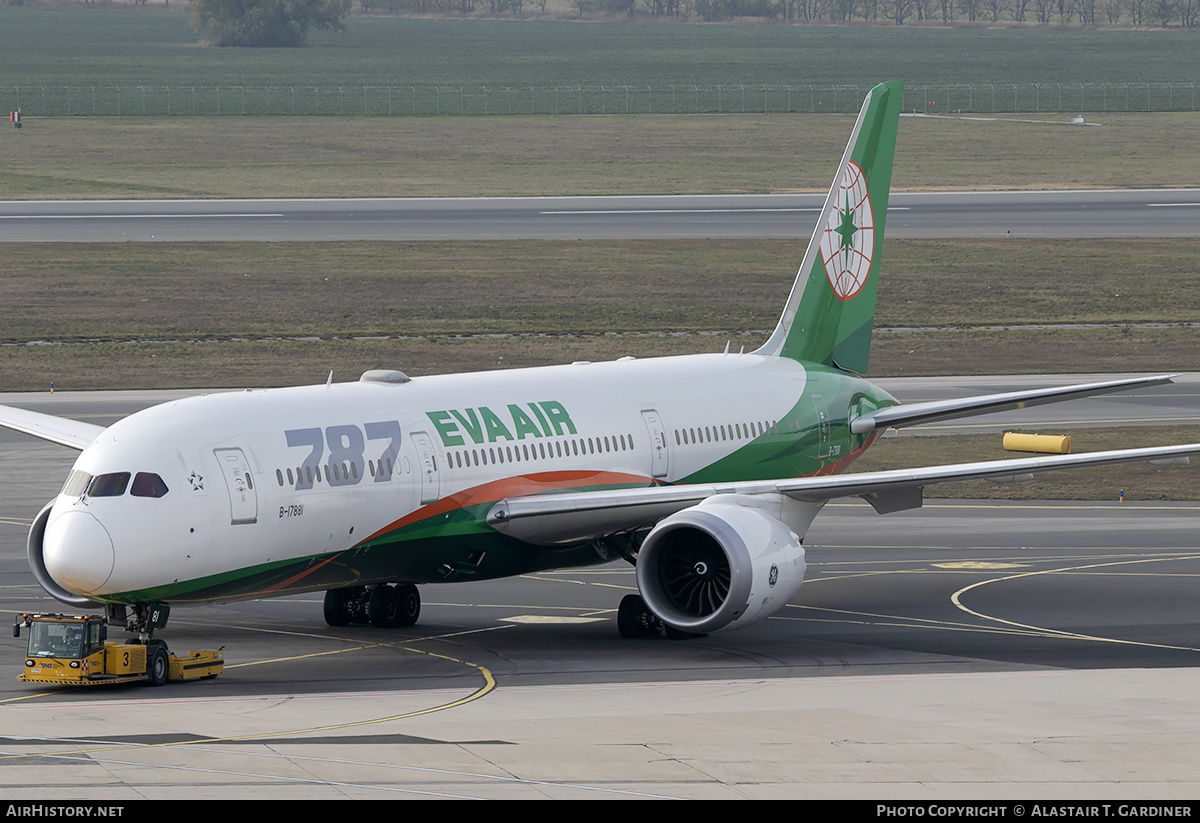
[42,511,115,595]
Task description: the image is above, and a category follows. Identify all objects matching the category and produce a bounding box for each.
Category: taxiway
[1,381,1197,797]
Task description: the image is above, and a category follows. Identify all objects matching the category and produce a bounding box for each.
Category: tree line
[361,0,1197,25]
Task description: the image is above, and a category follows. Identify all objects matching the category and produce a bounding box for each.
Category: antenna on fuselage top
[325,370,333,387]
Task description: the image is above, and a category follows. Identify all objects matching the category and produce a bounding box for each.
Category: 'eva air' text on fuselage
[426,402,578,447]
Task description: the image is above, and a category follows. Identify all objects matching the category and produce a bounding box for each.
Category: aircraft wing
[0,404,105,450]
[488,442,1200,544]
[851,374,1176,434]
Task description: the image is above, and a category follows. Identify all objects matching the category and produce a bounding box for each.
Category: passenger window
[87,472,131,498]
[131,472,169,499]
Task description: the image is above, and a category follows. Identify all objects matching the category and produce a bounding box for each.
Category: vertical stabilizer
[754,80,903,374]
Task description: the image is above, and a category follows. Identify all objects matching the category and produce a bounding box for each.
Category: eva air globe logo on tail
[819,160,875,302]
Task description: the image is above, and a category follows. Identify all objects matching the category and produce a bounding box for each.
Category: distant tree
[882,0,911,21]
[191,0,347,47]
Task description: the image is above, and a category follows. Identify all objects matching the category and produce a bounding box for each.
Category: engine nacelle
[636,495,807,634]
[27,500,104,608]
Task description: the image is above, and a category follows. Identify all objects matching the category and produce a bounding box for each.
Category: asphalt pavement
[2,189,1198,241]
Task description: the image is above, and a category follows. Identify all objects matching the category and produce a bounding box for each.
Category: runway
[1,380,1198,797]
[2,189,1199,242]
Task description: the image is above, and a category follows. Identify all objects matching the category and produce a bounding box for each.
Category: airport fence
[1,82,1197,117]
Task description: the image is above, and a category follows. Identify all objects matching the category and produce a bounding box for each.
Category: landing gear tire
[146,645,169,686]
[617,594,662,638]
[323,588,357,627]
[395,583,421,627]
[368,585,401,628]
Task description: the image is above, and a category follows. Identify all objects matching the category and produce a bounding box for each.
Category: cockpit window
[86,472,131,498]
[61,470,93,497]
[131,472,169,499]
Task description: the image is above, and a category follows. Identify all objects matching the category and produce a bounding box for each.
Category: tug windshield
[26,621,102,659]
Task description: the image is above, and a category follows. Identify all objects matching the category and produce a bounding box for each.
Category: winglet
[755,80,903,374]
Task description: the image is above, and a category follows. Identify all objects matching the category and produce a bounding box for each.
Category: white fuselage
[38,351,877,604]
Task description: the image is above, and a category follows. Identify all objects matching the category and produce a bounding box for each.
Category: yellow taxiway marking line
[519,571,636,593]
[0,645,497,760]
[2,617,506,759]
[780,603,1047,638]
[933,561,1030,569]
[951,554,1200,652]
[500,615,606,624]
[0,690,61,704]
[223,642,385,669]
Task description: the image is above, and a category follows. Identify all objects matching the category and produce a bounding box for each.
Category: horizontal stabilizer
[851,374,1176,434]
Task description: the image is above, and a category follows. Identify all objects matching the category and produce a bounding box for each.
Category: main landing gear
[323,584,421,629]
[617,594,704,640]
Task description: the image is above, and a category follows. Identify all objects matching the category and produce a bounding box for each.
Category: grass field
[1,10,1199,91]
[1,238,1196,392]
[3,112,1199,198]
[2,238,1199,340]
[5,326,1195,388]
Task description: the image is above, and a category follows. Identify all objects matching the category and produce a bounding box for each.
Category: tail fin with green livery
[754,80,903,375]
